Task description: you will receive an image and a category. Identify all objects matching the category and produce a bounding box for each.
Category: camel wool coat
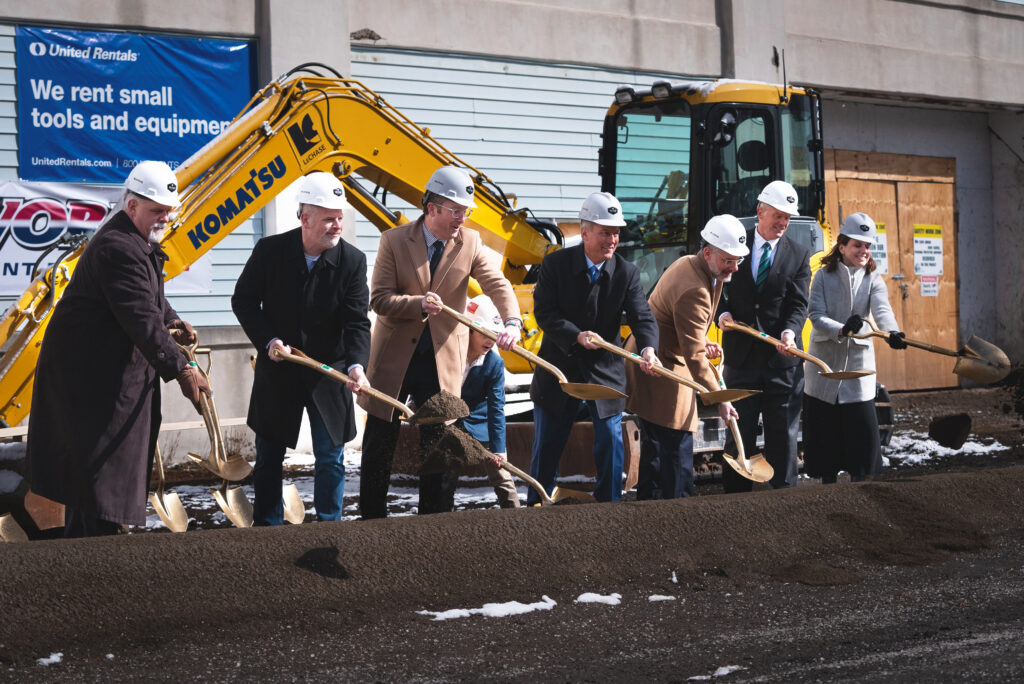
[626,254,723,432]
[359,217,519,421]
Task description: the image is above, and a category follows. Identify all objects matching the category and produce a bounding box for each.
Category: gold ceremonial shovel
[852,318,1010,384]
[427,296,626,401]
[723,320,874,380]
[586,335,759,404]
[707,356,773,483]
[149,443,189,533]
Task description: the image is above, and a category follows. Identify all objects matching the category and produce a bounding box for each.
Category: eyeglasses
[433,203,473,220]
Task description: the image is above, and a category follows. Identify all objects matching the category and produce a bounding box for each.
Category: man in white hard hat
[233,171,371,525]
[27,161,210,537]
[625,215,748,499]
[358,165,522,518]
[460,294,520,508]
[717,180,811,492]
[528,192,660,504]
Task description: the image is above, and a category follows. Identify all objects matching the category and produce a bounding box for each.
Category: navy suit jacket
[461,349,506,453]
[232,228,371,447]
[718,229,811,370]
[530,244,658,419]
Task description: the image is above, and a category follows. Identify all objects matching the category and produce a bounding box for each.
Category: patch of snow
[575,592,622,605]
[105,654,114,660]
[417,595,557,621]
[689,664,746,680]
[883,431,1008,466]
[648,595,677,602]
[671,570,678,584]
[36,652,63,666]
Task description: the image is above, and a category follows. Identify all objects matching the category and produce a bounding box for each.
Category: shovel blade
[819,369,875,380]
[212,486,254,528]
[699,388,760,405]
[282,483,306,524]
[954,336,1011,383]
[550,486,598,504]
[0,513,29,542]
[190,452,254,481]
[722,452,774,483]
[560,382,627,401]
[149,492,189,533]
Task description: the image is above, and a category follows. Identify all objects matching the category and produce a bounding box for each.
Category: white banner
[0,180,211,296]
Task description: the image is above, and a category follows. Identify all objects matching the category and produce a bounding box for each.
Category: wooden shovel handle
[498,459,555,506]
[586,335,708,393]
[722,320,832,374]
[429,297,570,384]
[275,347,414,419]
[851,318,957,357]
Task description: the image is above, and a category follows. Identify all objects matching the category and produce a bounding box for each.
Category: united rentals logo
[287,114,320,155]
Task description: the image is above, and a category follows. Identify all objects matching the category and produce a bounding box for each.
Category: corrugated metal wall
[0,23,260,327]
[349,47,684,266]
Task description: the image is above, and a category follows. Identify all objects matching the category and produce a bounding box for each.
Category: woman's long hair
[820,234,877,274]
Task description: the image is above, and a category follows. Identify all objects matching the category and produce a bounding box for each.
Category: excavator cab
[599,81,827,295]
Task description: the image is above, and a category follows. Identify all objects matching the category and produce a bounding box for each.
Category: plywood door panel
[895,181,959,389]
[834,179,907,389]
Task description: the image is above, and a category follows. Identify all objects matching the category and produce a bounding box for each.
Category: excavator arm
[0,64,558,427]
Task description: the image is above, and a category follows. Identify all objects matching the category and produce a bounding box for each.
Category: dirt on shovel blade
[415,390,469,422]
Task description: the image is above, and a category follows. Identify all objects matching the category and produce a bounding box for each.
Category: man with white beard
[232,172,371,525]
[624,215,749,500]
[27,161,209,537]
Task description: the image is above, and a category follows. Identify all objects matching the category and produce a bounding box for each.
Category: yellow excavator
[0,64,831,434]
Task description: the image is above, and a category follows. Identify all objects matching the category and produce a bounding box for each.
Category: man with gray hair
[28,161,208,537]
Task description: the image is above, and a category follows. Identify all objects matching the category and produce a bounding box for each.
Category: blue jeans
[527,403,624,504]
[253,402,345,525]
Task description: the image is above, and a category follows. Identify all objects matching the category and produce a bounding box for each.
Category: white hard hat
[700,214,749,257]
[425,165,477,209]
[125,161,179,207]
[466,294,503,334]
[296,172,347,216]
[839,212,877,242]
[579,192,626,227]
[756,180,799,216]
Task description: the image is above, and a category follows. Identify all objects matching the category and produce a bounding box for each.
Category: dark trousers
[637,419,695,500]
[64,507,121,538]
[802,394,881,481]
[359,352,453,519]
[722,363,802,492]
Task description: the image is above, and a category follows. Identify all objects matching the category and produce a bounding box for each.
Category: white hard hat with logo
[296,172,347,215]
[839,212,877,242]
[579,192,626,227]
[700,214,750,257]
[466,294,503,334]
[756,180,800,216]
[125,161,180,207]
[425,165,477,209]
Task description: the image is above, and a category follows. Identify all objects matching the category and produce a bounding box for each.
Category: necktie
[755,242,771,290]
[428,240,444,278]
[589,264,601,284]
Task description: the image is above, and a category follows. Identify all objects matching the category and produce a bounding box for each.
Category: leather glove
[176,364,212,413]
[168,319,197,346]
[887,331,908,350]
[840,314,863,338]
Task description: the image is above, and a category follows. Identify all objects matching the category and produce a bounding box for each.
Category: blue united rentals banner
[16,26,254,183]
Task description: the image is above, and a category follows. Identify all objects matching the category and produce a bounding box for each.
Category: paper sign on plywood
[913,224,943,276]
[871,222,889,275]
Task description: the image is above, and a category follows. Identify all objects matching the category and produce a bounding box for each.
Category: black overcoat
[232,228,371,447]
[530,244,658,419]
[27,211,186,526]
[718,230,811,369]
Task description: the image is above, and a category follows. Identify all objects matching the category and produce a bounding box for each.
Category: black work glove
[168,319,197,345]
[887,331,908,350]
[840,314,863,338]
[176,364,212,413]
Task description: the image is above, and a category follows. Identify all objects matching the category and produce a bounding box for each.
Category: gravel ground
[1,385,1022,682]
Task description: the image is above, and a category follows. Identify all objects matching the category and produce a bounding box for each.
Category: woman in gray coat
[803,213,907,483]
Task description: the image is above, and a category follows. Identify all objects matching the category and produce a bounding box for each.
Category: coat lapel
[432,231,463,288]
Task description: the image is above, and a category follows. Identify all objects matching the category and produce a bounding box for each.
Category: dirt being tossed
[928,412,972,449]
[418,426,490,475]
[413,390,469,423]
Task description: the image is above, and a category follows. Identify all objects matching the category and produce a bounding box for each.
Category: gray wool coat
[805,263,898,404]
